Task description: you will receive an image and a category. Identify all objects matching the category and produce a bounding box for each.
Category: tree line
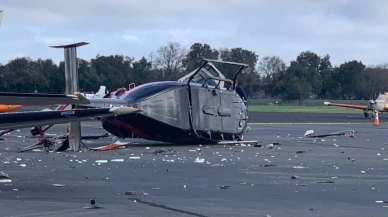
[1,42,388,102]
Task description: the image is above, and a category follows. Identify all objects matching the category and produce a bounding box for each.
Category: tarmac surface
[0,112,388,216]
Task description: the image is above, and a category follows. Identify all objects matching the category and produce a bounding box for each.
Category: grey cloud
[1,0,388,65]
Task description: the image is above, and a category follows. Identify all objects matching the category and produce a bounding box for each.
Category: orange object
[91,143,126,151]
[374,111,380,126]
[0,104,21,112]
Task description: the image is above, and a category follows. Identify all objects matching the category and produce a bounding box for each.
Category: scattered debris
[0,171,12,183]
[304,129,355,138]
[84,199,103,209]
[95,160,108,164]
[129,156,141,160]
[19,164,27,167]
[316,180,335,184]
[262,164,276,167]
[290,175,299,180]
[219,185,231,190]
[111,159,125,162]
[292,165,308,169]
[194,157,205,163]
[91,143,126,151]
[296,151,305,154]
[125,191,149,198]
[52,183,66,187]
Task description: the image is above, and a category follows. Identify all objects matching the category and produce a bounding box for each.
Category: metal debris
[0,171,12,183]
[83,199,103,209]
[219,185,231,190]
[194,157,205,163]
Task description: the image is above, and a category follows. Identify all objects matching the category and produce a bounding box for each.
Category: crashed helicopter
[0,58,249,145]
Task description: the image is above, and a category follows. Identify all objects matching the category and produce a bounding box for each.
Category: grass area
[248,99,365,113]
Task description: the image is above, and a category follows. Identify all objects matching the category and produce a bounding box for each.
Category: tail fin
[95,86,107,97]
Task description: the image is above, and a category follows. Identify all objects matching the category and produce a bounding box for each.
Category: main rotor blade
[0,92,89,105]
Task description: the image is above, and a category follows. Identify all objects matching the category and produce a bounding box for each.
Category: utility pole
[50,42,88,151]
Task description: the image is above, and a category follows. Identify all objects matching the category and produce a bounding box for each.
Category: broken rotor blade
[109,106,141,116]
[0,92,90,105]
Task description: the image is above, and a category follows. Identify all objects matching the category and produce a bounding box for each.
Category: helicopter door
[189,85,222,138]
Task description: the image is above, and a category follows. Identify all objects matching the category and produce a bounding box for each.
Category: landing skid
[217,140,258,145]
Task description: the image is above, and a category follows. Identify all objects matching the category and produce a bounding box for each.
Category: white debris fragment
[111,159,125,162]
[183,184,187,189]
[129,156,141,160]
[16,158,21,161]
[95,160,108,164]
[360,170,366,174]
[292,165,307,169]
[19,164,27,167]
[52,184,65,187]
[221,158,227,162]
[0,171,11,183]
[194,157,205,163]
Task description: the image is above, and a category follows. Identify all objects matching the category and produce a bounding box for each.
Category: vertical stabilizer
[50,42,89,151]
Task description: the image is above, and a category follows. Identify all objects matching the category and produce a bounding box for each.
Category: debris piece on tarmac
[125,191,148,198]
[316,180,335,184]
[219,185,231,190]
[290,175,299,180]
[0,171,12,183]
[111,159,124,162]
[129,156,141,160]
[296,151,306,154]
[52,183,66,187]
[84,199,103,209]
[304,129,355,138]
[292,165,308,169]
[91,141,128,151]
[194,157,205,163]
[95,160,108,165]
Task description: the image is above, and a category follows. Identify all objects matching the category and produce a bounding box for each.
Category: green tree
[155,42,186,80]
[335,60,365,99]
[219,48,259,97]
[258,56,286,97]
[90,55,133,90]
[132,57,152,84]
[182,43,219,71]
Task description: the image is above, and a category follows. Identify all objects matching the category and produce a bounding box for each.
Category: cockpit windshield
[178,63,227,89]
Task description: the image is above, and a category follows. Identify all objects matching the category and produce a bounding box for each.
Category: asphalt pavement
[0,113,388,216]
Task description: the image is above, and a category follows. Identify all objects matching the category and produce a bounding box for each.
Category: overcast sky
[1,0,388,66]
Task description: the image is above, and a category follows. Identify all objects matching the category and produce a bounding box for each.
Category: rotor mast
[49,42,89,151]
